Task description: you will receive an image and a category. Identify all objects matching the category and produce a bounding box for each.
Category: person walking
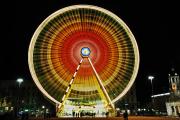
[123,110,128,120]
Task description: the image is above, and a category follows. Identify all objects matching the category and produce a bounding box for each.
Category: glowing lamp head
[17,78,23,83]
[81,47,91,57]
[148,76,154,80]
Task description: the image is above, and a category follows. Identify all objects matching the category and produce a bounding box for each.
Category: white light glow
[66,87,70,93]
[148,76,154,80]
[17,78,23,83]
[24,109,29,112]
[151,92,170,98]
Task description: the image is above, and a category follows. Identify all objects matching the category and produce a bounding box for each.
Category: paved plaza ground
[29,116,180,120]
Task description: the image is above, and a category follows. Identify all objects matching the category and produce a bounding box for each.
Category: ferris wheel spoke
[88,57,114,109]
[57,58,84,110]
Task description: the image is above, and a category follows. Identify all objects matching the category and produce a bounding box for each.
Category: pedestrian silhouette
[123,110,128,120]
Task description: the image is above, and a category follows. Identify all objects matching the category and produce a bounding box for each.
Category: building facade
[0,80,56,118]
[166,68,180,117]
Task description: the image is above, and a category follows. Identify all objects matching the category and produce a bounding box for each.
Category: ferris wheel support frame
[57,55,115,115]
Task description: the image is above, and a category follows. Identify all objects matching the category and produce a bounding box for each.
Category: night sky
[1,0,178,105]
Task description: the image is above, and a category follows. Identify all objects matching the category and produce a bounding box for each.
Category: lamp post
[148,76,154,110]
[42,105,46,118]
[16,78,23,117]
[148,76,154,96]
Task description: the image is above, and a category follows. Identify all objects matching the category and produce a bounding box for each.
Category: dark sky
[1,0,178,104]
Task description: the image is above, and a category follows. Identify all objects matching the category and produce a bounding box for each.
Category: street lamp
[16,78,23,117]
[42,106,46,118]
[148,75,154,110]
[16,78,23,88]
[148,76,154,96]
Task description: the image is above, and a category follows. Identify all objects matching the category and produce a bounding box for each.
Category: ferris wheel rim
[28,4,140,105]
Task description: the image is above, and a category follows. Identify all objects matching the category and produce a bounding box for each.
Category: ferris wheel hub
[81,47,91,57]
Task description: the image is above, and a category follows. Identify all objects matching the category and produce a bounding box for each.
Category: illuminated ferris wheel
[28,5,139,116]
